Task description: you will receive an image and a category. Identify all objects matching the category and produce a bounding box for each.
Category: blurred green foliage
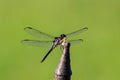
[0,0,120,80]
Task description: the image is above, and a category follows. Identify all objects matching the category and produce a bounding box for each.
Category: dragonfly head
[59,34,67,46]
[60,34,66,39]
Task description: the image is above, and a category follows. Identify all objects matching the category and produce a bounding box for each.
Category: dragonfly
[22,27,88,63]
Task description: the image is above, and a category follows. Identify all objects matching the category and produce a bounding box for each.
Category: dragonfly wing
[68,39,83,44]
[21,39,53,47]
[24,27,55,39]
[66,27,88,38]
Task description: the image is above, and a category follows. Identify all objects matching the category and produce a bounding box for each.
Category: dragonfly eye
[60,34,66,39]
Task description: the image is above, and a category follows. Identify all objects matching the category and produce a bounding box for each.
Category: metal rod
[54,42,72,80]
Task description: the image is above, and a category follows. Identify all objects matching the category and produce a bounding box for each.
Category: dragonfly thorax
[53,34,67,46]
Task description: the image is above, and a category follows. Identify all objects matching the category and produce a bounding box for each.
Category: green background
[0,0,120,80]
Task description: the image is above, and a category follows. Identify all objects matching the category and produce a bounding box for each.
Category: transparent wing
[68,39,83,44]
[21,39,53,47]
[66,27,88,38]
[24,27,55,39]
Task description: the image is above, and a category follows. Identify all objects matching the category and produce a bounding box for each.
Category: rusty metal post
[54,42,72,80]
